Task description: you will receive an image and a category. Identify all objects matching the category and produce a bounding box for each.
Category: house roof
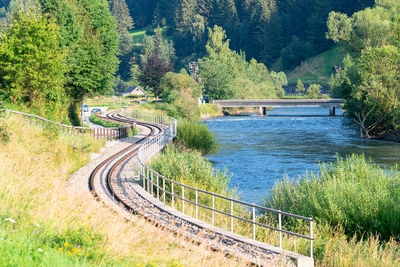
[121,86,147,95]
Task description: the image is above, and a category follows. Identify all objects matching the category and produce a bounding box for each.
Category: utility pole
[188,61,199,81]
[189,61,206,103]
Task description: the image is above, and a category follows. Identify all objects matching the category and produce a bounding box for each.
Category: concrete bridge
[210,99,344,116]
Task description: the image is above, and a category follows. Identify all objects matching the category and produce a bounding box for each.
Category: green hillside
[129,27,167,45]
[287,46,344,85]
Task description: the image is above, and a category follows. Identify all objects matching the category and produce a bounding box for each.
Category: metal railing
[7,109,135,140]
[126,110,314,258]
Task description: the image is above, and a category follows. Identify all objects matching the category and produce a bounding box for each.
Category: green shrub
[175,119,218,155]
[127,126,139,137]
[265,154,400,241]
[89,114,122,128]
[0,101,10,145]
[151,145,230,194]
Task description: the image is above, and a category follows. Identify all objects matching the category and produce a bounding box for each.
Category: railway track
[88,110,163,212]
[86,111,309,266]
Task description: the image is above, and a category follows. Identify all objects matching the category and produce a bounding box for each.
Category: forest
[123,0,373,71]
[1,0,400,139]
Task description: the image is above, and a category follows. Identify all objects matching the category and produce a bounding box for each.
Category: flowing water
[205,107,400,204]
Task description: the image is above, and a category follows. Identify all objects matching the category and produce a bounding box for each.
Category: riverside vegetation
[150,116,400,266]
[0,115,246,266]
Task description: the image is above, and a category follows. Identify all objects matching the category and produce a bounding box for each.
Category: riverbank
[152,115,400,266]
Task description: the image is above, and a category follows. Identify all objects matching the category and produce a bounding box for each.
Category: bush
[151,145,230,194]
[89,114,122,128]
[175,119,218,155]
[265,154,400,241]
[0,101,10,145]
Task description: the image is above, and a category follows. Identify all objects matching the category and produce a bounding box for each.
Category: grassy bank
[266,155,400,266]
[287,46,344,85]
[0,116,244,266]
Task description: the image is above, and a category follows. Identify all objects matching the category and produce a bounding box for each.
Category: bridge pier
[329,107,336,116]
[259,107,267,115]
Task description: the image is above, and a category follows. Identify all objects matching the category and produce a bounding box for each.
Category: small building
[117,86,147,97]
[332,65,342,75]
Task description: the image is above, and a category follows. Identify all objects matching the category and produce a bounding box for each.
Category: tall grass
[265,154,400,265]
[266,155,400,240]
[175,119,218,155]
[0,116,245,266]
[152,147,400,266]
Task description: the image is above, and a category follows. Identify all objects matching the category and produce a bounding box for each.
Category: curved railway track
[86,111,309,266]
[88,111,162,213]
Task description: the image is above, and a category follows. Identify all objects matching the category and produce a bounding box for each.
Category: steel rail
[88,111,162,210]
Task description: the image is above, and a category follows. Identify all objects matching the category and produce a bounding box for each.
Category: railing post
[171,183,174,209]
[151,172,153,196]
[163,177,166,203]
[310,220,313,258]
[230,200,233,232]
[195,190,198,219]
[142,165,146,191]
[279,213,282,249]
[182,185,185,214]
[156,174,159,199]
[252,207,256,240]
[147,168,150,192]
[212,195,215,226]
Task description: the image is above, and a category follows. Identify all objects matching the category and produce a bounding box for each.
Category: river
[205,107,400,204]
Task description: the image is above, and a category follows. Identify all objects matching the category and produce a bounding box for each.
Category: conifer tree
[296,79,305,95]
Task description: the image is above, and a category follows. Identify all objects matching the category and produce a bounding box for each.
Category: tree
[111,0,134,33]
[139,53,173,97]
[328,1,400,138]
[306,84,321,99]
[129,63,141,86]
[111,0,135,80]
[0,10,67,119]
[332,46,400,138]
[41,0,120,100]
[159,70,201,120]
[296,79,305,95]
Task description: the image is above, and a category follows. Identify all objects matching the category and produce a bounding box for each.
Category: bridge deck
[211,99,344,108]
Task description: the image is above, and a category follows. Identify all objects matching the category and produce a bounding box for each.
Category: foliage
[287,46,344,85]
[296,79,305,95]
[159,70,201,120]
[0,101,10,144]
[41,0,120,101]
[0,9,67,120]
[328,1,400,138]
[175,119,218,155]
[306,84,322,99]
[125,0,374,71]
[151,145,229,194]
[266,154,400,241]
[111,0,135,81]
[199,26,287,100]
[89,114,123,128]
[139,53,173,98]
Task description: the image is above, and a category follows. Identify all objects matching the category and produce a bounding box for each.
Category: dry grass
[0,116,246,266]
